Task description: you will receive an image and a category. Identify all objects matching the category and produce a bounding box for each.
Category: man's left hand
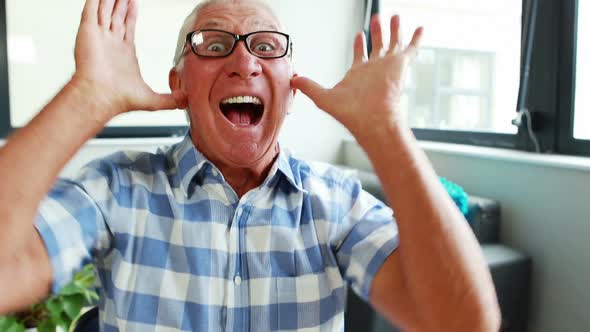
[291,15,423,141]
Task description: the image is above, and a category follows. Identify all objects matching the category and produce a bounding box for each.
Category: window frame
[0,0,10,138]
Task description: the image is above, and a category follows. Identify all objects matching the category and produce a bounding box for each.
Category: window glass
[574,0,590,140]
[380,0,522,133]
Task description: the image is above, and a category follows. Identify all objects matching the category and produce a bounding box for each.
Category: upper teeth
[221,96,262,105]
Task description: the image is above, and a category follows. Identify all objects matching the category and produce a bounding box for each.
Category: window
[1,0,194,138]
[556,0,590,155]
[380,0,521,134]
[402,47,495,132]
[375,0,590,156]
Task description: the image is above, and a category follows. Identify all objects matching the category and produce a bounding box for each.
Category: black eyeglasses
[181,29,292,60]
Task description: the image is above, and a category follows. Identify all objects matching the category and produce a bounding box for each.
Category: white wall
[342,140,590,332]
[427,149,590,332]
[6,0,363,164]
[270,0,360,162]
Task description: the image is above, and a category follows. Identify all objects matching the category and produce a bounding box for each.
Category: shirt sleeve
[34,159,120,294]
[333,177,399,302]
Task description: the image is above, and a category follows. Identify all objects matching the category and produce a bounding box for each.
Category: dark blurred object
[73,306,99,332]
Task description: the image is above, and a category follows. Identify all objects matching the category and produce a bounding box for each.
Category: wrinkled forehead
[193,2,283,33]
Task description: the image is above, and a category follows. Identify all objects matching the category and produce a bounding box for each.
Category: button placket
[233,203,244,288]
[224,206,241,331]
[233,189,262,330]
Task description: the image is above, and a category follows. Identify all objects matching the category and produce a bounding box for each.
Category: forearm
[0,77,118,259]
[357,120,500,330]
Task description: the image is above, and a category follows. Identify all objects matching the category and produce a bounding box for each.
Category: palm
[73,0,180,114]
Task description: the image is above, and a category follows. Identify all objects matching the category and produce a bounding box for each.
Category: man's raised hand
[74,0,186,116]
[291,15,423,141]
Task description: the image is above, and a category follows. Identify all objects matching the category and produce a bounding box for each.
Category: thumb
[145,91,187,111]
[290,76,330,110]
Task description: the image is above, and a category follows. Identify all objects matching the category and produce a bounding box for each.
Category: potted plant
[0,264,98,332]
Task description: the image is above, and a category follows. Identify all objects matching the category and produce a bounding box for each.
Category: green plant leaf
[81,289,100,305]
[63,294,85,321]
[37,319,56,332]
[59,312,72,331]
[4,264,98,332]
[46,297,64,318]
[59,281,88,296]
[0,316,25,332]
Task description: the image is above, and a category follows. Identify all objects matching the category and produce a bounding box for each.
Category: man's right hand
[0,0,190,315]
[73,0,186,116]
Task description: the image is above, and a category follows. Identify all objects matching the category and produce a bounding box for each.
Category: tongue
[227,109,253,125]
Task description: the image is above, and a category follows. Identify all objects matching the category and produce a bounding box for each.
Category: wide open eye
[192,31,234,56]
[253,43,275,53]
[248,32,287,57]
[206,42,228,53]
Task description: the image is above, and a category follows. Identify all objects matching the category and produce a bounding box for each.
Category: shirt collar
[172,134,210,197]
[273,145,307,194]
[172,134,307,197]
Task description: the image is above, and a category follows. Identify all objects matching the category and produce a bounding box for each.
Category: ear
[169,68,189,110]
[169,68,182,92]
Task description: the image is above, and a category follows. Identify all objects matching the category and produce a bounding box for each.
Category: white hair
[172,0,283,70]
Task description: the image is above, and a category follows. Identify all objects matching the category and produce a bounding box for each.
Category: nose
[223,42,262,80]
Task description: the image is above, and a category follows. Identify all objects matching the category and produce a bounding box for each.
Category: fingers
[98,0,116,27]
[81,0,99,24]
[369,14,384,59]
[352,32,368,66]
[124,0,138,43]
[387,15,401,54]
[290,76,329,110]
[405,27,424,60]
[111,0,128,38]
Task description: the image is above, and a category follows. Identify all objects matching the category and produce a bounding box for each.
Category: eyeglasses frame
[181,29,293,60]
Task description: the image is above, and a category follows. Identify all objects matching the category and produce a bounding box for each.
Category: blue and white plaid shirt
[35,134,398,332]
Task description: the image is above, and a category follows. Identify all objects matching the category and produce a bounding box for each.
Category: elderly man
[0,0,500,331]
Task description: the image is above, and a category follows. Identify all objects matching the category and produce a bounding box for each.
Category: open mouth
[219,96,264,126]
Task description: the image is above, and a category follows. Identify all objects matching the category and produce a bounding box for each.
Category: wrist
[354,115,414,152]
[68,74,126,120]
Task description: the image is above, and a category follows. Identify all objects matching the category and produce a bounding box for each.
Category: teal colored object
[439,177,469,217]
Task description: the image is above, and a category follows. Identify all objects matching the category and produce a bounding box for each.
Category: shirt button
[234,275,242,286]
[212,169,219,177]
